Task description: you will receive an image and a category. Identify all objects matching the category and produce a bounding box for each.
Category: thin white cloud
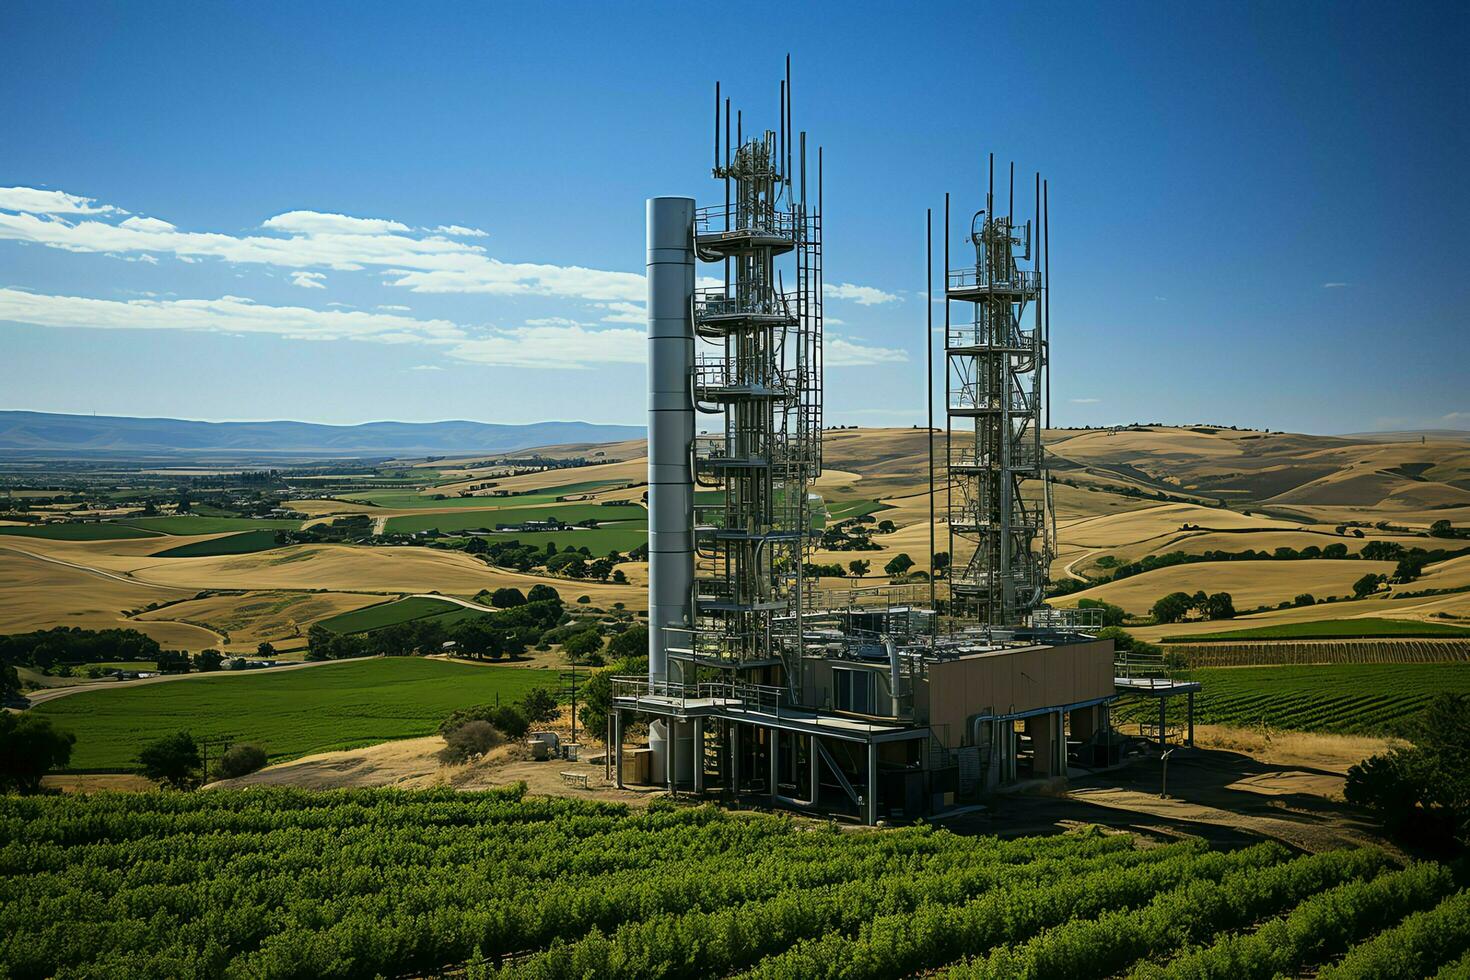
[0,186,645,303]
[0,186,123,216]
[290,271,327,289]
[410,364,444,371]
[0,287,465,346]
[262,211,411,235]
[825,335,907,366]
[826,282,901,306]
[119,216,176,232]
[433,224,488,237]
[597,301,644,324]
[447,322,645,370]
[824,316,845,326]
[377,304,411,312]
[1321,281,1349,288]
[1070,397,1101,404]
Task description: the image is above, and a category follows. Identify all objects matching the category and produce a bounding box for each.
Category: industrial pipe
[646,197,696,685]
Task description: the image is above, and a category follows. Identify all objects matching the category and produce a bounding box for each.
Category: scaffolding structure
[944,157,1054,629]
[685,60,824,694]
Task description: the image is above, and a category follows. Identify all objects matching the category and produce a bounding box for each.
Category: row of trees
[305,591,566,663]
[1151,590,1236,624]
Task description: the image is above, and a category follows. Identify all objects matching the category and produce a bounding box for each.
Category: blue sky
[1,1,1465,434]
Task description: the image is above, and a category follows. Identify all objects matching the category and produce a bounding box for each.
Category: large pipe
[646,197,696,685]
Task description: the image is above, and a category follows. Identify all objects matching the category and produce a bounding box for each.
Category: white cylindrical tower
[646,196,696,685]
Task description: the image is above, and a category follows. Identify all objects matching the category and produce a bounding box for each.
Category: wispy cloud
[1321,281,1350,288]
[290,271,327,289]
[410,364,443,371]
[1070,397,1101,404]
[0,186,647,303]
[377,304,411,312]
[825,335,907,366]
[433,224,488,238]
[0,186,123,216]
[826,282,901,306]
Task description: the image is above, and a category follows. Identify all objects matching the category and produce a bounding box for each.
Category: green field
[34,657,558,770]
[4,791,1461,980]
[1168,662,1470,735]
[346,479,626,510]
[384,502,645,535]
[317,596,491,634]
[476,523,649,554]
[121,516,301,535]
[0,522,159,540]
[1167,618,1470,642]
[151,528,285,558]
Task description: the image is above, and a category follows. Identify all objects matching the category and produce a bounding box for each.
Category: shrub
[138,731,201,789]
[439,704,529,740]
[489,587,526,608]
[519,687,559,723]
[526,584,560,603]
[215,743,268,779]
[438,720,502,763]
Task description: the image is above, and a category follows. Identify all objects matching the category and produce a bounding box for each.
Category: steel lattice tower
[686,64,823,693]
[945,158,1053,628]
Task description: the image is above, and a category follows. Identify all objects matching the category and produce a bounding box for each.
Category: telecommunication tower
[944,157,1053,628]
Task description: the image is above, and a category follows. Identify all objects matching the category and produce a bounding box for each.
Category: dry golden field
[6,425,1468,647]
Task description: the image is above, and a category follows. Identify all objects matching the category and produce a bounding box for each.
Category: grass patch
[0,523,160,540]
[474,523,648,554]
[316,596,485,634]
[34,657,558,770]
[1166,617,1470,642]
[346,480,626,510]
[121,516,301,535]
[152,529,285,558]
[384,502,644,535]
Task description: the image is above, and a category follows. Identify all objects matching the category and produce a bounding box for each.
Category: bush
[526,584,560,603]
[489,587,526,608]
[0,713,75,793]
[1151,592,1193,624]
[564,630,603,660]
[439,704,529,741]
[215,743,268,779]
[438,720,502,763]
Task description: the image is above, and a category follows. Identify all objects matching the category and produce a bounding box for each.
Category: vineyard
[2,786,1467,979]
[1166,638,1470,668]
[1124,662,1470,737]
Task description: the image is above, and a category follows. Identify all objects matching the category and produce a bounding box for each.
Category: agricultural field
[132,590,384,650]
[382,502,646,535]
[1056,559,1401,615]
[151,528,284,558]
[120,516,302,534]
[2,788,1466,979]
[316,595,492,634]
[342,478,630,509]
[1168,662,1470,736]
[1166,617,1470,642]
[32,657,559,770]
[0,522,159,540]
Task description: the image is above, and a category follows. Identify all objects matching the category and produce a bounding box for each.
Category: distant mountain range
[0,411,645,459]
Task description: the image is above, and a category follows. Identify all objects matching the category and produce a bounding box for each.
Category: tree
[489,587,526,608]
[884,553,915,577]
[608,624,648,661]
[463,536,488,554]
[589,558,615,582]
[1151,592,1193,624]
[848,559,871,578]
[256,641,276,658]
[932,552,950,578]
[450,621,501,661]
[0,713,75,793]
[612,569,628,584]
[193,649,223,672]
[1293,593,1316,607]
[527,584,560,604]
[1346,694,1470,853]
[215,743,268,779]
[877,519,897,534]
[519,687,559,723]
[138,731,201,789]
[563,629,603,661]
[1077,598,1125,627]
[1323,543,1348,559]
[1430,519,1455,539]
[1203,592,1235,620]
[155,649,191,674]
[1353,573,1385,599]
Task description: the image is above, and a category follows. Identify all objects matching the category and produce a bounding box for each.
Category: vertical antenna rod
[926,207,936,626]
[943,192,951,633]
[1043,179,1050,431]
